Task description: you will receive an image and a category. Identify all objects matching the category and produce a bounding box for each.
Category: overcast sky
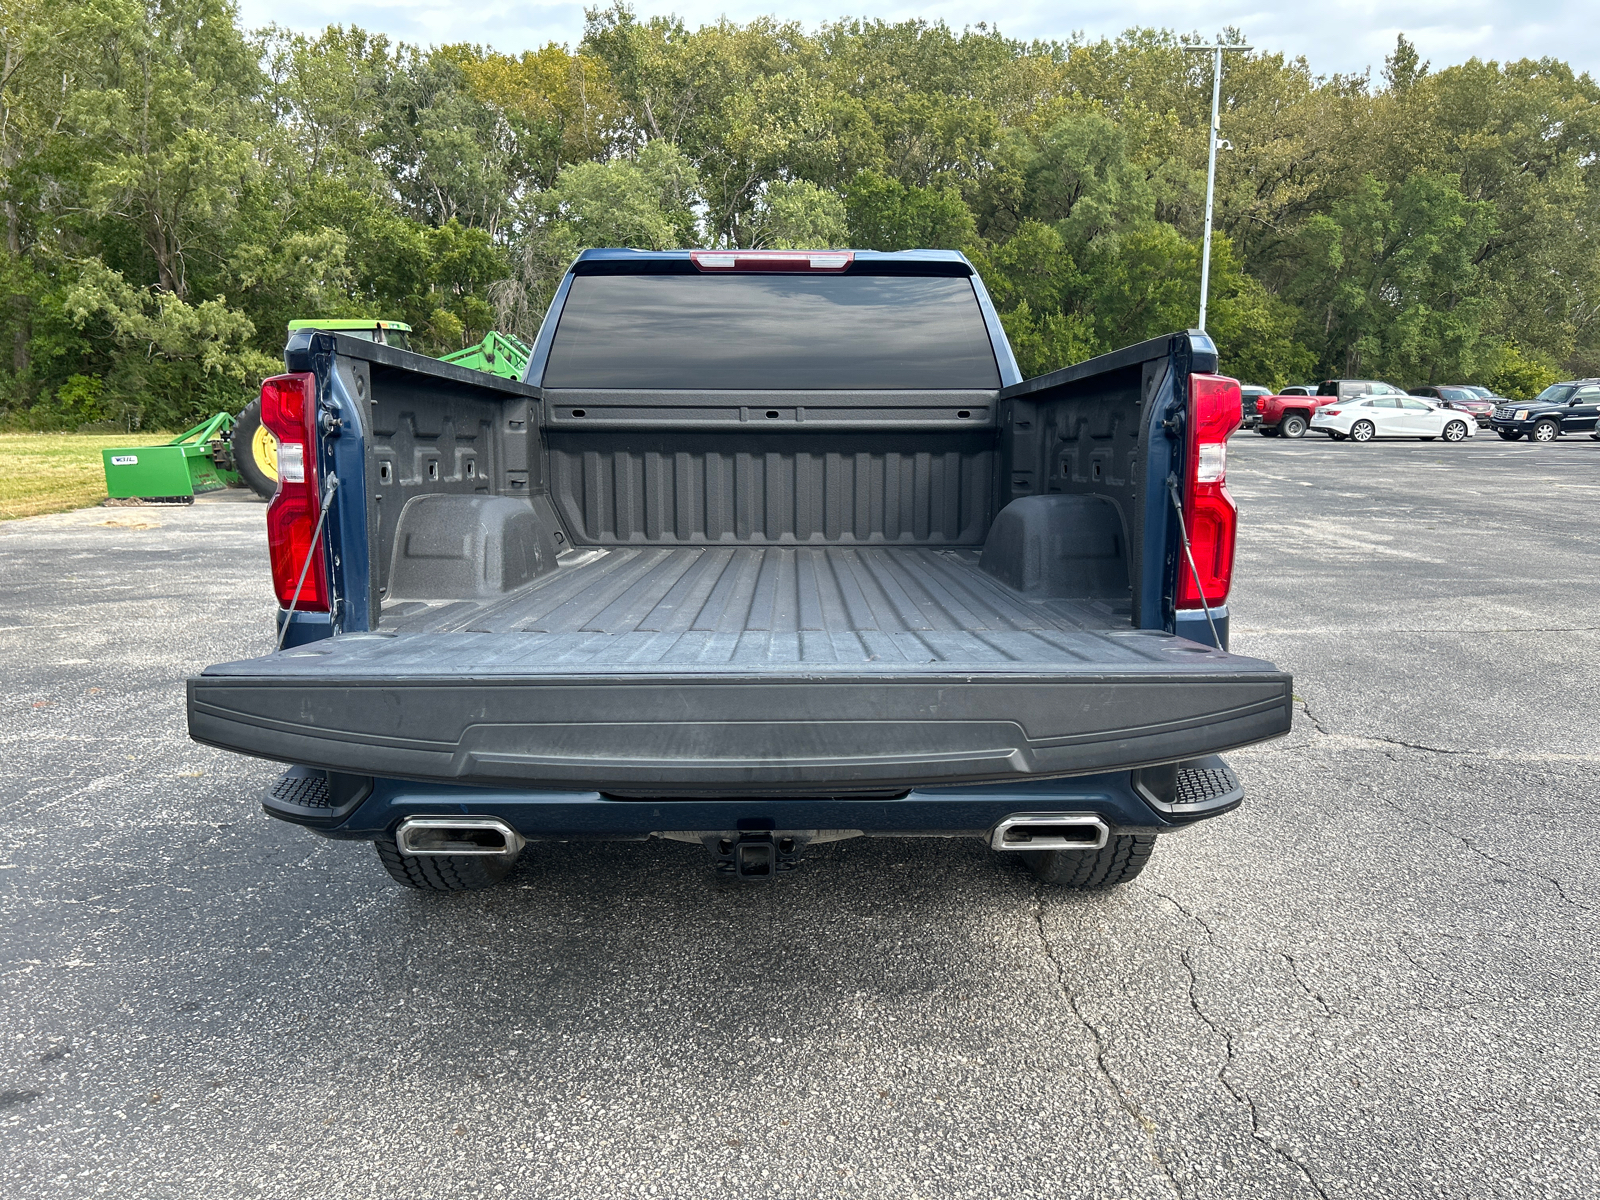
[235,0,1594,81]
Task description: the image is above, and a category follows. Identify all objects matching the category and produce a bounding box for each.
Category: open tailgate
[188,630,1291,793]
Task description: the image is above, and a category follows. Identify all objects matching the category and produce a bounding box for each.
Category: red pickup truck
[1243,380,1407,438]
[1241,386,1335,439]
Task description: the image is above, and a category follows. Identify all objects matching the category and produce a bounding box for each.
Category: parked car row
[1241,379,1418,439]
[1238,377,1600,444]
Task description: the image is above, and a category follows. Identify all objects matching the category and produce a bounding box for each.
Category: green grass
[0,432,173,521]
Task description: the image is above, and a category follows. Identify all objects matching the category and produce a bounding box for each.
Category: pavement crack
[1295,696,1332,737]
[1153,890,1221,944]
[1296,696,1465,756]
[1281,953,1335,1017]
[1172,945,1331,1200]
[1371,794,1589,912]
[1031,887,1183,1199]
[1368,736,1466,755]
[1395,938,1450,990]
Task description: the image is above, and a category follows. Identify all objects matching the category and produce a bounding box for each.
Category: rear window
[543,273,1001,389]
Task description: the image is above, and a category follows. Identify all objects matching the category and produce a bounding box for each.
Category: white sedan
[1311,395,1476,442]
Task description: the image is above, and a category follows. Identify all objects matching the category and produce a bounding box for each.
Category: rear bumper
[260,756,1248,841]
[189,666,1292,794]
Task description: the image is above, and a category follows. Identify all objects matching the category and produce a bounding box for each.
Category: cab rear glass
[543,273,1001,389]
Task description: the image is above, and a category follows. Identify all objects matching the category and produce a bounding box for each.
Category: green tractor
[231,320,532,499]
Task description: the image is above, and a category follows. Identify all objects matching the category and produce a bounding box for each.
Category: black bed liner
[190,546,1291,792]
[379,544,1135,662]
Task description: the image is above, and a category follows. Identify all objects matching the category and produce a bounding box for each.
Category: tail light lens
[1323,408,1342,416]
[1177,374,1241,609]
[259,373,328,612]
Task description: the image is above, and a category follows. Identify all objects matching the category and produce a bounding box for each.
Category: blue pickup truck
[187,248,1291,893]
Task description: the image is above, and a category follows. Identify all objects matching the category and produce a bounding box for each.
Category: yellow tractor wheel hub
[252,422,280,483]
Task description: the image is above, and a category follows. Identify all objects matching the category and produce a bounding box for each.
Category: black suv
[1489,380,1600,442]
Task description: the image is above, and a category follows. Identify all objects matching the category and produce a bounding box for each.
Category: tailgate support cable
[276,473,339,652]
[1167,475,1222,649]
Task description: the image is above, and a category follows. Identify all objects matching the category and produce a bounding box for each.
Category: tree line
[2,1,1597,429]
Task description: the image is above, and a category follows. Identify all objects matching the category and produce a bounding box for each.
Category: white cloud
[237,0,1596,79]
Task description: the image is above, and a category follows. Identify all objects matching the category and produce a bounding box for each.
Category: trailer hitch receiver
[702,832,806,881]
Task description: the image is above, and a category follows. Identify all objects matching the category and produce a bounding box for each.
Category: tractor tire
[231,399,279,500]
[1020,835,1156,889]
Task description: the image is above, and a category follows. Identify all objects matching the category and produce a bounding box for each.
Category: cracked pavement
[3,435,1598,1198]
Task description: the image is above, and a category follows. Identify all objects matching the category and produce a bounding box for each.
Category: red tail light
[689,250,854,272]
[1323,408,1342,416]
[1177,374,1241,609]
[259,373,329,612]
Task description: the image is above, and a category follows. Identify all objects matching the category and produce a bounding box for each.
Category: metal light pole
[1183,43,1251,331]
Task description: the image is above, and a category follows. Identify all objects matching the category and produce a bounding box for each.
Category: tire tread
[1022,834,1156,889]
[372,838,513,891]
[231,399,277,500]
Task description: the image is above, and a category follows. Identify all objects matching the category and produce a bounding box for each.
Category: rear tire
[373,839,518,891]
[1443,421,1468,442]
[1279,413,1309,439]
[231,399,279,500]
[1021,835,1156,889]
[1532,419,1560,443]
[1350,420,1376,443]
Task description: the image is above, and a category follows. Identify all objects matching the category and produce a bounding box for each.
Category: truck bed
[189,544,1291,793]
[377,544,1134,666]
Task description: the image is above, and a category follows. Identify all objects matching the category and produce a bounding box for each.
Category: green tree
[1,0,103,397]
[71,0,262,301]
[1291,173,1497,380]
[5,10,1600,423]
[750,179,849,248]
[844,169,974,250]
[64,259,277,428]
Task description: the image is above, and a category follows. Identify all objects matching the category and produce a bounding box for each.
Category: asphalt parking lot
[3,432,1597,1199]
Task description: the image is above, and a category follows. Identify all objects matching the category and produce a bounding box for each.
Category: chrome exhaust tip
[989,813,1110,852]
[396,815,526,857]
